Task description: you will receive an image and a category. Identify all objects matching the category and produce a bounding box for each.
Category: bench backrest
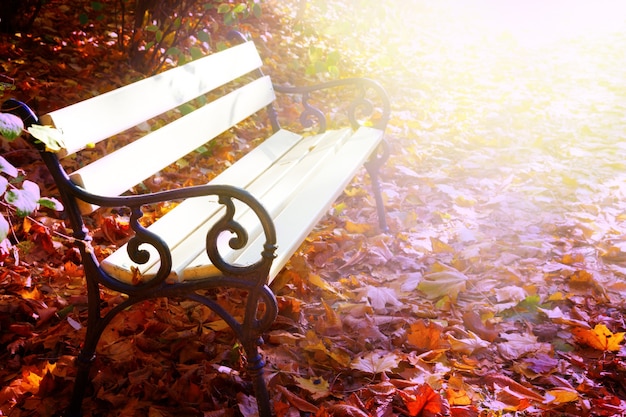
[40,41,275,212]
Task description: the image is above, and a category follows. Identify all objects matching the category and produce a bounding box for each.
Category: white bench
[3,32,389,417]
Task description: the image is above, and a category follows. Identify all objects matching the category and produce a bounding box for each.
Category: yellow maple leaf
[294,376,331,400]
[573,324,625,351]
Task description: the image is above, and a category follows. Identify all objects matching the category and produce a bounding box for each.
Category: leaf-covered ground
[2,0,626,416]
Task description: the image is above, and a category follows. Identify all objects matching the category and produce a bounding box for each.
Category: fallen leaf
[497,332,552,360]
[308,273,346,299]
[356,285,402,312]
[447,331,490,355]
[399,384,450,417]
[482,374,545,403]
[237,392,260,417]
[294,376,331,400]
[545,388,579,405]
[345,221,372,234]
[419,268,468,301]
[277,385,319,413]
[326,404,370,417]
[407,320,449,351]
[351,350,401,374]
[462,310,499,342]
[572,324,625,351]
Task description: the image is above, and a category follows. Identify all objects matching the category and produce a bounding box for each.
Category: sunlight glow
[470,0,626,47]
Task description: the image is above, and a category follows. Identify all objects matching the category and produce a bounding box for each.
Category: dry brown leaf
[462,310,499,342]
[277,385,319,413]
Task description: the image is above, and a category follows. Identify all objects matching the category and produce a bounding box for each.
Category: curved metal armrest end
[2,99,39,127]
[273,78,390,132]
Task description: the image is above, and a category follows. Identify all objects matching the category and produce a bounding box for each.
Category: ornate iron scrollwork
[300,92,327,132]
[273,78,390,134]
[205,193,277,279]
[125,206,173,288]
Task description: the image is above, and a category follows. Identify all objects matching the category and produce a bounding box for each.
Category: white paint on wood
[71,76,275,212]
[41,42,262,156]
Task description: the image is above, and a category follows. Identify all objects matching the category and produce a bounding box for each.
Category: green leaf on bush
[5,180,40,217]
[197,30,210,43]
[217,4,231,13]
[0,156,18,178]
[27,124,66,152]
[189,46,204,60]
[38,197,64,211]
[0,213,9,242]
[252,3,262,18]
[0,113,24,140]
[166,47,181,57]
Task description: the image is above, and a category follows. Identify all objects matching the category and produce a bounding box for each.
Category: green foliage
[216,1,262,26]
[306,46,341,78]
[77,0,264,73]
[0,113,24,140]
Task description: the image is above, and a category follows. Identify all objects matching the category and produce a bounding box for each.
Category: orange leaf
[545,388,579,404]
[573,324,625,351]
[407,320,449,351]
[446,387,472,406]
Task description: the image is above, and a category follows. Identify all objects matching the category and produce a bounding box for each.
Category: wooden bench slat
[41,41,263,156]
[100,128,303,281]
[182,127,383,282]
[71,76,276,212]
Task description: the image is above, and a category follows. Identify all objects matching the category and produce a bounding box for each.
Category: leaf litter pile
[2,0,626,416]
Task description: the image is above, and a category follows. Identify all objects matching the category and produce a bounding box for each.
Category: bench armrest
[272,78,390,133]
[34,153,278,292]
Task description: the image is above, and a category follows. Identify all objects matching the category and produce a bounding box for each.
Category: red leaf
[399,384,450,417]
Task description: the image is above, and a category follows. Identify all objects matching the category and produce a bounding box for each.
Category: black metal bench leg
[64,269,105,417]
[365,140,390,232]
[245,340,272,417]
[65,352,96,417]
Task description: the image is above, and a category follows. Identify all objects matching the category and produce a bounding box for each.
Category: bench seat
[102,125,383,284]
